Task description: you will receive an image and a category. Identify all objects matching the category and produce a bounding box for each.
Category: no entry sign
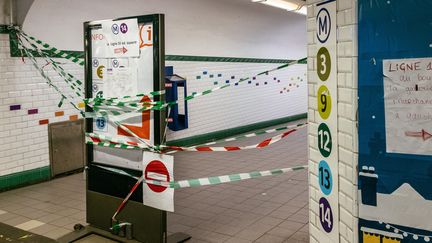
[143,152,174,212]
[145,160,170,193]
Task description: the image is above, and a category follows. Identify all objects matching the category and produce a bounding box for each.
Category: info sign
[92,18,140,58]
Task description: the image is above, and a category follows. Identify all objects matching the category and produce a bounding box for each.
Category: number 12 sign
[314,0,339,242]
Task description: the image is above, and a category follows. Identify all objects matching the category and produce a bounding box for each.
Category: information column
[314,0,339,242]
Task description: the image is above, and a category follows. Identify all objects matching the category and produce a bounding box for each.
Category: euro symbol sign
[97,65,105,79]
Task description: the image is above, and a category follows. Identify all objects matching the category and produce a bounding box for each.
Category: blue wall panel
[358,0,432,242]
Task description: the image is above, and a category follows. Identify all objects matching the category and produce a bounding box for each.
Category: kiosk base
[167,233,192,243]
[58,225,191,243]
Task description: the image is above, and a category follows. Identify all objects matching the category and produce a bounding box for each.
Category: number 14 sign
[313,0,339,242]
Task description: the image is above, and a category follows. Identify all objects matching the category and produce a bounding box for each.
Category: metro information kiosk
[59,14,189,243]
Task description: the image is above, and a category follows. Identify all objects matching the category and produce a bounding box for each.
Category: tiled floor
[0,119,308,242]
[0,173,86,239]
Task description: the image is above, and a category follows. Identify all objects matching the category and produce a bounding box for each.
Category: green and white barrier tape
[18,31,84,97]
[84,59,304,113]
[86,122,307,152]
[85,59,306,116]
[16,28,85,66]
[17,36,156,151]
[171,165,307,189]
[201,122,307,146]
[89,99,163,108]
[17,28,306,120]
[86,138,141,150]
[86,133,146,150]
[17,27,307,154]
[84,90,165,105]
[94,164,308,189]
[17,39,84,115]
[164,128,300,152]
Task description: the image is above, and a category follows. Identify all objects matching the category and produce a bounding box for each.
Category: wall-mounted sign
[383,58,432,155]
[314,0,339,242]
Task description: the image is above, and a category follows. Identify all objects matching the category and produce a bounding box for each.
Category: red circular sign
[144,160,170,193]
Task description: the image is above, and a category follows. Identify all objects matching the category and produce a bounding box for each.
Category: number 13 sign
[314,0,339,242]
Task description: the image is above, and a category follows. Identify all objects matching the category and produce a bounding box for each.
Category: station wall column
[307,0,359,243]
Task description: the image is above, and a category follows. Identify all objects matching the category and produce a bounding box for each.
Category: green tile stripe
[0,166,50,192]
[0,25,9,34]
[166,113,307,147]
[2,25,307,64]
[165,55,303,64]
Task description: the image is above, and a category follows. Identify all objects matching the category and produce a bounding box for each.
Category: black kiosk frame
[82,14,166,243]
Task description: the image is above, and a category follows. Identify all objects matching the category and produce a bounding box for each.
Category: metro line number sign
[315,0,339,241]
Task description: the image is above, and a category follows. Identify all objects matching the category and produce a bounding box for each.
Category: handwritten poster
[383,58,432,155]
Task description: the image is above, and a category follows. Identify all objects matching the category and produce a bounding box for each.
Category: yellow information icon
[96,65,105,79]
[317,85,332,119]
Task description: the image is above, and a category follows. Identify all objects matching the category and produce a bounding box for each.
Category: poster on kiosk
[91,19,155,170]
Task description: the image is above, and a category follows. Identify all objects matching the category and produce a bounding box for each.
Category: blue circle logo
[92,84,98,92]
[92,59,99,67]
[318,160,332,195]
[111,24,119,35]
[112,59,119,68]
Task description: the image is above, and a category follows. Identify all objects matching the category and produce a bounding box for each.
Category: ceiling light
[252,0,307,15]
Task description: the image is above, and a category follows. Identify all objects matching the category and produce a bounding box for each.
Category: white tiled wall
[0,32,307,177]
[165,61,307,141]
[307,0,359,243]
[0,34,83,177]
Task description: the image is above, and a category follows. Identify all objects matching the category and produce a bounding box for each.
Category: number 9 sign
[317,85,332,119]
